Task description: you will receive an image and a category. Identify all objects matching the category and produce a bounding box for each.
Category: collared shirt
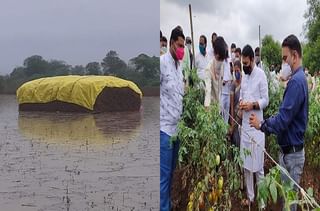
[160,52,184,136]
[261,66,308,147]
[239,65,269,172]
[240,65,269,129]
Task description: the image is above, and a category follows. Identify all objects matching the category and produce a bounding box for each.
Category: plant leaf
[269,182,277,203]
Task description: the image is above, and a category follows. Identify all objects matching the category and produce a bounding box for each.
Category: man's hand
[240,101,253,112]
[249,113,260,130]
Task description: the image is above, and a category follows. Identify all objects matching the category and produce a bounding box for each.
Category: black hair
[170,26,185,46]
[235,47,241,54]
[200,35,207,45]
[160,36,167,43]
[254,47,260,55]
[211,32,217,40]
[160,30,162,39]
[231,43,236,49]
[225,42,229,58]
[234,60,242,69]
[186,37,192,44]
[213,36,227,61]
[242,45,254,60]
[282,34,302,57]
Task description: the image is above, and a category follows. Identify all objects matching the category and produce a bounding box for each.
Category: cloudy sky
[0,0,159,75]
[161,0,308,55]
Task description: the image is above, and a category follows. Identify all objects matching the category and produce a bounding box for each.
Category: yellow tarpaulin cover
[16,75,142,111]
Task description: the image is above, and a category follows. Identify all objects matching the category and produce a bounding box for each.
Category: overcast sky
[0,0,159,75]
[161,0,308,55]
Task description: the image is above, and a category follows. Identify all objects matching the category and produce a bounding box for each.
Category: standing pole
[259,25,261,58]
[189,4,195,68]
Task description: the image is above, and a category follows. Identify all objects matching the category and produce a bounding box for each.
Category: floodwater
[0,95,159,211]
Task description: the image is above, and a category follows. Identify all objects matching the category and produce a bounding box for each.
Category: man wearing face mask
[249,35,308,211]
[160,26,185,211]
[195,35,211,108]
[182,37,193,86]
[235,47,242,62]
[231,43,236,63]
[239,45,269,207]
[195,35,210,82]
[185,37,193,69]
[160,36,168,56]
[279,62,292,88]
[229,60,242,147]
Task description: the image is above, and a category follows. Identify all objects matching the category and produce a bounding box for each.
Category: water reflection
[18,111,142,145]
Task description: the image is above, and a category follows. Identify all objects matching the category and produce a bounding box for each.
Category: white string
[221,106,320,208]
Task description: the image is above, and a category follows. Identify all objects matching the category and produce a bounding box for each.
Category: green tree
[86,62,101,75]
[47,60,71,76]
[70,65,86,75]
[129,54,160,86]
[23,55,48,76]
[101,50,127,76]
[0,75,4,92]
[261,35,282,71]
[303,0,320,75]
[10,67,26,79]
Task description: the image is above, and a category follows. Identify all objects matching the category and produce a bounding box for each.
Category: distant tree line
[0,50,159,94]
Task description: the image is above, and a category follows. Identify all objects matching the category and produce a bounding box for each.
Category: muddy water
[0,95,159,211]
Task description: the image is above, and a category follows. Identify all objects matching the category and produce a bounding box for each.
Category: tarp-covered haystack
[17,75,142,112]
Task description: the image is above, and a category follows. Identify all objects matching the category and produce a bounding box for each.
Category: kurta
[240,65,269,172]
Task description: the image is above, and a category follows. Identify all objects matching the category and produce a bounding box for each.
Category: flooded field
[0,95,159,211]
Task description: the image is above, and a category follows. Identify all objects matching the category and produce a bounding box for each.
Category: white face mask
[280,63,292,81]
[186,44,191,51]
[231,52,235,60]
[160,46,167,54]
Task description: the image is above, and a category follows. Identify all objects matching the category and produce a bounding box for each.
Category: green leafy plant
[257,166,320,210]
[173,68,242,210]
[305,85,320,168]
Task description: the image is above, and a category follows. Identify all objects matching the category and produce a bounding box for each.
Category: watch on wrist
[259,120,264,130]
[252,102,256,110]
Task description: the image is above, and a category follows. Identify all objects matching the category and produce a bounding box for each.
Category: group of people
[160,26,309,211]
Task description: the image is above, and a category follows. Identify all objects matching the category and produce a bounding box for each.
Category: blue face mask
[199,44,206,55]
[235,71,241,80]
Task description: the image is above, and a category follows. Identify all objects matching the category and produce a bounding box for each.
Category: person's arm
[261,80,303,135]
[256,72,269,110]
[229,89,235,132]
[244,71,269,111]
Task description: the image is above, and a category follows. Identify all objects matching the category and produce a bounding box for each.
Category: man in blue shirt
[249,34,308,211]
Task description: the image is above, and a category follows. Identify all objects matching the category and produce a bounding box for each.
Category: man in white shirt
[160,26,185,211]
[195,35,211,108]
[239,45,269,207]
[195,35,210,82]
